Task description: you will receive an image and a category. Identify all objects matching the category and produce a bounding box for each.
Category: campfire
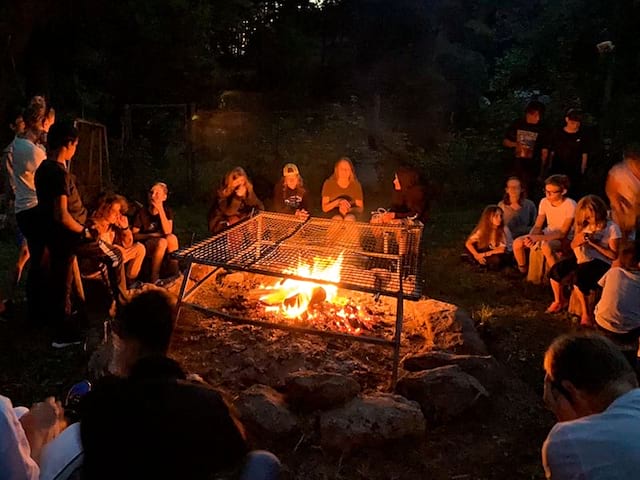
[257,252,372,334]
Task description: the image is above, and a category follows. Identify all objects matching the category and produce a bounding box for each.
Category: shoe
[52,337,83,349]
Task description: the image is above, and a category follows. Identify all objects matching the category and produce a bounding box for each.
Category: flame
[259,253,343,318]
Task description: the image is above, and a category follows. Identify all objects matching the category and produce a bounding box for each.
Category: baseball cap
[283,163,299,177]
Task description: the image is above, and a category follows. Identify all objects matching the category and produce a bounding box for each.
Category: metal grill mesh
[174,212,424,299]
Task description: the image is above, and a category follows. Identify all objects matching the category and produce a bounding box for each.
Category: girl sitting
[513,174,576,274]
[272,163,310,218]
[321,157,364,221]
[546,195,621,326]
[208,167,264,233]
[465,205,513,270]
[498,176,537,238]
[91,194,146,285]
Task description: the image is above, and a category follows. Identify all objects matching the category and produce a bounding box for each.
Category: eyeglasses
[544,188,562,195]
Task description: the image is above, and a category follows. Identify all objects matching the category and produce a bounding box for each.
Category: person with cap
[272,163,310,218]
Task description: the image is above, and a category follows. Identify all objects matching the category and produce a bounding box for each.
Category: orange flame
[259,253,343,318]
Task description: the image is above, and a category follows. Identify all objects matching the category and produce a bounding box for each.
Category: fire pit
[173,212,424,385]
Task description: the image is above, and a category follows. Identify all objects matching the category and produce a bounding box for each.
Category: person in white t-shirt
[542,333,640,480]
[513,174,576,273]
[595,241,640,335]
[606,145,640,238]
[545,195,621,325]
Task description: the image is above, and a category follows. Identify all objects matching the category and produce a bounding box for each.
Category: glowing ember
[258,253,371,333]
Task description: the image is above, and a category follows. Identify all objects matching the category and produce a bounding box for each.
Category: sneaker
[52,329,84,349]
[52,338,83,349]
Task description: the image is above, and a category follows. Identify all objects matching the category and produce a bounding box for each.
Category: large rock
[402,351,503,392]
[234,384,298,438]
[320,394,425,451]
[285,371,360,411]
[405,299,487,355]
[396,365,489,424]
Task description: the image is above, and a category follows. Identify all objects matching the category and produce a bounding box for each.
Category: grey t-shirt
[595,267,640,333]
[498,199,537,238]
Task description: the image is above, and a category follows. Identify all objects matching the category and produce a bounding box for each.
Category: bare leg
[513,237,528,271]
[574,286,593,326]
[165,234,180,275]
[123,243,146,280]
[542,241,560,269]
[8,241,30,297]
[146,237,167,283]
[546,279,566,313]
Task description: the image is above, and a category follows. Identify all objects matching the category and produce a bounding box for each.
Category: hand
[150,198,163,211]
[295,209,309,219]
[20,397,66,444]
[119,228,134,248]
[579,232,591,245]
[523,236,536,248]
[115,213,129,229]
[474,252,487,265]
[338,200,351,216]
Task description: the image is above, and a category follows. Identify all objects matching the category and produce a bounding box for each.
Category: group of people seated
[1,289,281,480]
[465,144,640,343]
[1,98,180,347]
[207,157,429,234]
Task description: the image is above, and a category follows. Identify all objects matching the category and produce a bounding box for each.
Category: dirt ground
[0,206,581,479]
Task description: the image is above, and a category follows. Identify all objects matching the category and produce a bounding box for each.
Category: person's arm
[503,122,517,149]
[155,204,173,235]
[351,182,364,214]
[581,153,588,175]
[531,216,573,242]
[0,396,40,479]
[322,196,342,213]
[54,195,84,234]
[587,232,620,261]
[529,213,546,236]
[464,230,490,265]
[539,148,549,177]
[503,138,517,148]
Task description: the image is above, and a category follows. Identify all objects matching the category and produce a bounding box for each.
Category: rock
[405,299,487,355]
[284,371,360,411]
[319,393,425,451]
[234,384,298,438]
[396,365,489,424]
[401,351,503,392]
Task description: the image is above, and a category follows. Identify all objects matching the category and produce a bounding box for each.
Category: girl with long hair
[92,194,146,284]
[465,205,513,270]
[546,195,621,325]
[208,167,264,233]
[498,176,537,238]
[321,157,363,221]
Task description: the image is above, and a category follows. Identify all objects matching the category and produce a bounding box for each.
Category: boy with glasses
[513,174,576,274]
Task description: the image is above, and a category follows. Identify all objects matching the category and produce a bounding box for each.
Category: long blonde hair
[469,205,505,249]
[574,195,608,234]
[332,157,358,184]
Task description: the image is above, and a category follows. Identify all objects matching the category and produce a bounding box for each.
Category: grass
[0,202,581,478]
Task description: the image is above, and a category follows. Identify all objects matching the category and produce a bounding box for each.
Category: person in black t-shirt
[132,182,179,283]
[503,100,549,198]
[80,290,252,480]
[272,163,310,218]
[548,108,589,197]
[34,121,126,348]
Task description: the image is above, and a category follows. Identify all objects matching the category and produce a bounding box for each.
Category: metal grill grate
[174,212,424,299]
